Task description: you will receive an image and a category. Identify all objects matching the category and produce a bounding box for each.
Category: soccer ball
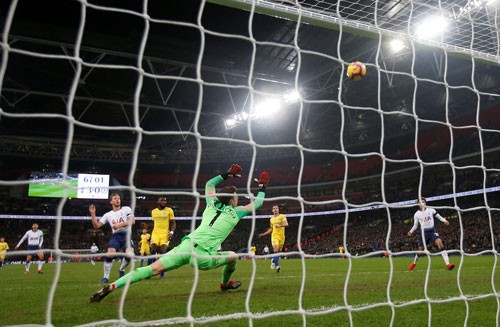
[346,61,367,81]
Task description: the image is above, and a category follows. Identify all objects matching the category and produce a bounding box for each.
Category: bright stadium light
[283,89,301,103]
[252,98,282,118]
[224,112,250,129]
[224,118,238,129]
[224,93,297,129]
[416,16,448,39]
[389,39,405,53]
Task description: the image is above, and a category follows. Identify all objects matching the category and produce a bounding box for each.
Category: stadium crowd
[0,194,498,264]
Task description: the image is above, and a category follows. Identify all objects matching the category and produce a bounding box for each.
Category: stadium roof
[1,0,499,170]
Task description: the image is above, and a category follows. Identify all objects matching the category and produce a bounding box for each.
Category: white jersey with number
[17,230,44,248]
[90,245,99,253]
[410,208,445,233]
[99,206,133,234]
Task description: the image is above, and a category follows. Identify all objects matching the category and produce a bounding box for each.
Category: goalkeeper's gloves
[254,171,270,192]
[222,164,242,179]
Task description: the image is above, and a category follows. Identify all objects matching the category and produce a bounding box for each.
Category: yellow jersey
[270,214,287,238]
[0,241,8,253]
[140,233,151,246]
[151,207,175,233]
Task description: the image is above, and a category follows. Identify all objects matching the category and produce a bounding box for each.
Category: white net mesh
[1,0,500,326]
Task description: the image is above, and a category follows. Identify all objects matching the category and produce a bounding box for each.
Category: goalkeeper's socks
[221,261,237,286]
[114,266,153,289]
[273,256,279,267]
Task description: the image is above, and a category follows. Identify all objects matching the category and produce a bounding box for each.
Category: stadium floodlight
[224,92,298,129]
[251,98,282,118]
[224,112,250,129]
[283,89,301,103]
[224,90,302,129]
[415,16,449,39]
[224,118,238,129]
[388,39,405,53]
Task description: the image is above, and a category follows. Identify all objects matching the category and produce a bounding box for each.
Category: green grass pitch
[1,256,499,326]
[28,180,79,198]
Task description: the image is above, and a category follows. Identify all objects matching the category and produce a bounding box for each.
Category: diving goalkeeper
[90,164,270,302]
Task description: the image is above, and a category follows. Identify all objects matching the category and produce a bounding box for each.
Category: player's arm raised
[236,171,269,216]
[89,204,104,229]
[205,164,242,203]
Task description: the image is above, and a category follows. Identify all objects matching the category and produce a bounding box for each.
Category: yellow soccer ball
[347,61,367,81]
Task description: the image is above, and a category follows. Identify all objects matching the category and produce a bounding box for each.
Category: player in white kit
[263,245,269,260]
[90,243,99,266]
[15,223,44,274]
[407,197,454,271]
[90,193,135,283]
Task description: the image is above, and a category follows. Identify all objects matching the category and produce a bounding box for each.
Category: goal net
[0,0,499,326]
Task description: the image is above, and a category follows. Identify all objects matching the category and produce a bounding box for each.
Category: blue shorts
[108,232,134,251]
[27,245,41,256]
[418,228,441,247]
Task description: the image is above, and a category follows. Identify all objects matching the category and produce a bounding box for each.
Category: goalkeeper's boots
[446,263,455,271]
[408,262,416,271]
[90,284,114,303]
[220,280,242,291]
[276,266,281,273]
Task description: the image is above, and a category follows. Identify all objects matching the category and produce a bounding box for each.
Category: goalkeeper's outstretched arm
[235,171,270,217]
[205,164,242,203]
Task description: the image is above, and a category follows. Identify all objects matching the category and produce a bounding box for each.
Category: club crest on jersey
[112,217,125,225]
[224,207,236,219]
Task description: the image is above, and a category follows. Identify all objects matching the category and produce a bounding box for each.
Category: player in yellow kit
[0,237,9,271]
[139,228,151,267]
[150,196,176,278]
[258,205,288,273]
[250,244,256,257]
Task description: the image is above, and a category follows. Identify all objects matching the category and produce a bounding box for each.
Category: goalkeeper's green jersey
[188,175,265,252]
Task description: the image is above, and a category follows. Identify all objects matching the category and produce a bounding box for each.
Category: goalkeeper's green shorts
[158,237,230,271]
